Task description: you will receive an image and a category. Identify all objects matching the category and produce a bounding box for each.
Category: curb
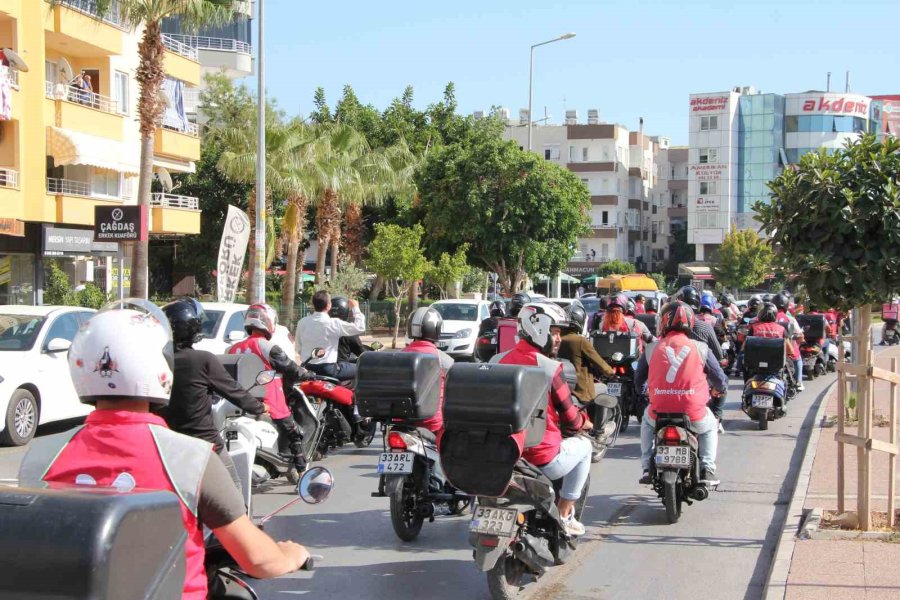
[762,380,835,600]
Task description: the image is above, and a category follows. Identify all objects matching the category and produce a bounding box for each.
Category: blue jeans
[539,436,592,501]
[794,357,803,384]
[641,407,718,472]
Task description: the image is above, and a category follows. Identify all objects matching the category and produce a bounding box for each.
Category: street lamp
[528,32,576,151]
[255,0,266,303]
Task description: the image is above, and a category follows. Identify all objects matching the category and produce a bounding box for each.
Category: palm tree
[49,0,234,299]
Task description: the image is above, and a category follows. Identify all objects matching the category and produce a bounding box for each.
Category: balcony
[53,0,128,29]
[163,34,251,54]
[183,87,201,114]
[162,33,253,77]
[45,80,125,139]
[6,68,18,90]
[155,123,201,162]
[0,168,20,189]
[161,35,201,86]
[47,177,123,225]
[161,34,199,61]
[151,193,200,234]
[668,206,687,219]
[46,0,126,55]
[151,193,198,210]
[0,168,22,219]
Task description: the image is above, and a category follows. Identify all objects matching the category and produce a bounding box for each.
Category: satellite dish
[160,89,173,109]
[155,168,174,193]
[57,57,74,82]
[2,49,28,72]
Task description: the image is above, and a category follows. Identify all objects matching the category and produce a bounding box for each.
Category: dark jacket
[556,332,615,403]
[158,347,266,445]
[478,316,500,338]
[337,335,367,363]
[690,319,724,362]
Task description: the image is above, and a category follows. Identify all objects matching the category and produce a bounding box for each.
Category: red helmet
[607,293,629,311]
[659,301,694,336]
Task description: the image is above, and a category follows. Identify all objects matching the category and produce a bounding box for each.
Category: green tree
[367,223,432,348]
[664,224,693,276]
[44,263,74,306]
[49,0,234,299]
[417,132,589,294]
[710,226,773,291]
[428,244,470,299]
[596,259,636,278]
[648,272,668,293]
[76,284,108,309]
[327,264,369,299]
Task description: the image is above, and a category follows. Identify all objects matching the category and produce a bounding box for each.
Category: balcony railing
[151,193,199,210]
[161,121,200,137]
[161,34,200,61]
[590,223,616,229]
[48,177,92,197]
[183,88,202,113]
[161,34,251,54]
[55,0,128,30]
[3,66,19,90]
[0,168,19,189]
[46,80,122,116]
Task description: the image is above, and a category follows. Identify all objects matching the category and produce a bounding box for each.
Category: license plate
[469,506,518,536]
[722,341,731,350]
[607,382,622,397]
[490,337,497,344]
[752,395,774,408]
[655,445,691,469]
[377,452,414,474]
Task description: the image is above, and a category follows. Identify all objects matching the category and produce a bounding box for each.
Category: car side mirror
[45,338,72,353]
[227,330,247,342]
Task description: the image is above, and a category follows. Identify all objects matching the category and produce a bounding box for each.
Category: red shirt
[401,340,446,434]
[647,333,710,421]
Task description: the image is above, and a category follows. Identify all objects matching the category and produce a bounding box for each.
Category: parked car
[0,306,96,446]
[194,302,249,355]
[430,299,491,360]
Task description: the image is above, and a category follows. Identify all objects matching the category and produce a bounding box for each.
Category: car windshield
[201,310,224,338]
[581,298,600,313]
[432,303,479,321]
[0,314,47,351]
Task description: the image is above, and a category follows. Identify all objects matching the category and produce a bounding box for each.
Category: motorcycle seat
[592,393,619,409]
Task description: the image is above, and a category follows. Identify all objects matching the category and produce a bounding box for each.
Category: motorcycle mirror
[369,341,384,351]
[312,347,326,359]
[255,370,276,386]
[297,466,334,504]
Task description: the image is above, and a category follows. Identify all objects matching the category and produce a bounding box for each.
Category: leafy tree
[44,263,75,306]
[428,244,470,299]
[417,133,590,294]
[367,223,432,348]
[710,226,773,291]
[664,224,693,276]
[596,259,636,278]
[648,272,668,293]
[327,263,369,299]
[76,284,108,309]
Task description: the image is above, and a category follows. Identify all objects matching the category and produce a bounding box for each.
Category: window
[480,304,490,321]
[223,310,247,341]
[700,116,718,131]
[569,145,576,162]
[43,313,81,349]
[699,148,718,164]
[699,181,717,195]
[601,211,609,225]
[582,147,589,162]
[90,169,121,198]
[543,145,560,160]
[601,243,609,258]
[114,71,129,115]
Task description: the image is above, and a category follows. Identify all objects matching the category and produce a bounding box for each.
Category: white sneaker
[797,384,805,391]
[718,422,725,434]
[561,513,586,536]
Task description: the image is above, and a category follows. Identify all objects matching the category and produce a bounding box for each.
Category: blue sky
[258,0,898,145]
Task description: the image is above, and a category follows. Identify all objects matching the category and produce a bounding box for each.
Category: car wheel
[1,389,39,446]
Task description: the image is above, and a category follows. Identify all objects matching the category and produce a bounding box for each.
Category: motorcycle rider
[229,304,310,475]
[805,303,832,356]
[401,307,454,435]
[645,297,660,315]
[676,286,726,424]
[718,293,739,323]
[773,293,805,391]
[747,303,795,368]
[557,302,615,404]
[158,298,267,493]
[744,295,763,320]
[589,295,610,332]
[295,290,366,381]
[497,292,531,353]
[330,296,367,363]
[490,302,594,536]
[634,294,647,314]
[626,298,655,345]
[478,300,507,338]
[635,301,728,486]
[17,300,310,600]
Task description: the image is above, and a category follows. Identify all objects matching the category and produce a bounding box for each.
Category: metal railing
[161,34,200,61]
[0,168,19,189]
[182,87,202,113]
[151,193,199,210]
[3,67,18,90]
[590,223,617,229]
[47,177,92,197]
[45,80,122,116]
[55,0,128,30]
[161,34,251,54]
[161,121,200,137]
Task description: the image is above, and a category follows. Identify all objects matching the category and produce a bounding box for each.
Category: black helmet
[509,292,532,317]
[807,303,818,313]
[598,296,610,311]
[162,297,206,348]
[565,302,587,333]
[761,293,773,304]
[489,300,506,318]
[328,296,350,321]
[758,303,778,323]
[718,292,735,306]
[645,297,659,312]
[747,295,762,312]
[406,307,442,342]
[772,293,789,311]
[677,285,701,311]
[780,288,793,300]
[625,299,637,316]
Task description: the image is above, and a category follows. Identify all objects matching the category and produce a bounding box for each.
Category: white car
[194,302,250,355]
[430,299,491,360]
[0,306,96,446]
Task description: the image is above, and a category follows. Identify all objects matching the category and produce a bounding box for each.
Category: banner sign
[217,205,251,303]
[94,205,148,242]
[44,226,117,256]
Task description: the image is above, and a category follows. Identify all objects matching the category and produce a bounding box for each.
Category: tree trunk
[315,234,328,287]
[369,275,384,301]
[315,189,341,284]
[407,280,419,312]
[330,238,339,282]
[282,196,309,328]
[391,292,405,349]
[244,187,257,304]
[343,202,365,267]
[132,134,154,299]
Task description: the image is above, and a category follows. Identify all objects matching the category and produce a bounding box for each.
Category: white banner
[216,205,251,303]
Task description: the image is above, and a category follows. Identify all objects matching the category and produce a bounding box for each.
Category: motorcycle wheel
[486,554,529,600]
[662,470,682,524]
[758,410,769,431]
[354,420,377,448]
[389,482,424,541]
[617,393,630,434]
[815,362,827,377]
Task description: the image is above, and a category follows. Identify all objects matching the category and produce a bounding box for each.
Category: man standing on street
[295,290,366,381]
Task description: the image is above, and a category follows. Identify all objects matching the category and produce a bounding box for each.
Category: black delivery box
[217,352,267,399]
[0,485,186,600]
[591,331,640,361]
[744,336,786,374]
[355,351,442,420]
[635,313,658,336]
[797,314,828,342]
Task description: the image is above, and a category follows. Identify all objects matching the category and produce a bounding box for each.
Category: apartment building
[504,110,671,276]
[0,0,203,304]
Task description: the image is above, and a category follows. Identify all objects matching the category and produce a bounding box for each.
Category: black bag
[355,351,442,420]
[591,331,639,362]
[0,486,186,599]
[797,314,827,342]
[744,336,786,374]
[217,353,267,399]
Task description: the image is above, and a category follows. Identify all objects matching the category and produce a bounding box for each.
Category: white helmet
[518,302,568,356]
[68,299,174,406]
[244,303,278,339]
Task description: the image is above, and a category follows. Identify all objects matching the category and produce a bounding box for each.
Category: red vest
[228,334,291,419]
[646,333,710,422]
[697,313,718,328]
[750,321,786,339]
[41,411,210,600]
[401,340,445,434]
[496,318,519,353]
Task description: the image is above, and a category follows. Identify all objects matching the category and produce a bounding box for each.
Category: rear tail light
[387,431,407,450]
[662,426,681,445]
[479,537,499,547]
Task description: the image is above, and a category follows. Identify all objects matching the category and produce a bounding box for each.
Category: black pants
[273,415,307,472]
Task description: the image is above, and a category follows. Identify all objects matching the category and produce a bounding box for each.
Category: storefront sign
[110,263,131,293]
[0,256,10,285]
[94,206,148,242]
[690,164,725,181]
[217,205,251,303]
[43,226,118,257]
[564,262,602,276]
[0,218,24,237]
[694,197,720,211]
[690,96,729,113]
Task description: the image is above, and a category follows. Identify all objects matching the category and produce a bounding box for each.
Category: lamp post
[527,32,576,151]
[255,0,266,303]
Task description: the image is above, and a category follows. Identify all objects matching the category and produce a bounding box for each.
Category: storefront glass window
[0,254,35,305]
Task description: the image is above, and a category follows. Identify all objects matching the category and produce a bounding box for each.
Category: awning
[679,262,712,278]
[153,156,196,174]
[47,127,140,175]
[535,272,581,283]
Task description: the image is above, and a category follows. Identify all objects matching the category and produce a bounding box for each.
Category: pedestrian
[576,285,585,298]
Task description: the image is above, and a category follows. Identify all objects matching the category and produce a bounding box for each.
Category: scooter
[882,320,899,346]
[742,371,789,431]
[648,412,711,523]
[590,331,642,433]
[799,342,827,379]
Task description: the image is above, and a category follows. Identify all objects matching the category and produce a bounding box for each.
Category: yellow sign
[110,265,131,291]
[0,256,10,285]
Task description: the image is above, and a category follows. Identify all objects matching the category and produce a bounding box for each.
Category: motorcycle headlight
[611,352,624,362]
[454,328,472,339]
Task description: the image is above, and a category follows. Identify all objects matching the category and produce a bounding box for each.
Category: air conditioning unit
[498,107,511,122]
[565,109,578,125]
[473,110,485,120]
[587,109,599,124]
[519,108,530,125]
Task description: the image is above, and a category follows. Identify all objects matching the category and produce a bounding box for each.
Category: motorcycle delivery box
[217,352,268,401]
[355,351,442,420]
[743,336,787,376]
[439,363,550,497]
[591,331,640,362]
[0,485,186,599]
[796,314,828,344]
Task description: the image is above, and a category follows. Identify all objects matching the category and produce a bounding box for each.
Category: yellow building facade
[0,0,204,304]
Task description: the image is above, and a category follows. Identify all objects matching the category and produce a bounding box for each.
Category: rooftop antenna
[845,71,850,93]
[826,72,831,92]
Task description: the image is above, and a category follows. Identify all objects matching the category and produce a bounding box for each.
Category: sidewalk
[781,345,900,600]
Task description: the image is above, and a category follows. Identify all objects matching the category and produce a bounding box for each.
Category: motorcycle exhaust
[691,486,709,501]
[513,541,526,555]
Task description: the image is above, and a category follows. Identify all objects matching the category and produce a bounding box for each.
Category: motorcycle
[475,328,498,363]
[799,342,827,379]
[882,320,899,346]
[825,339,851,372]
[741,337,790,431]
[590,331,641,432]
[205,466,334,600]
[648,412,711,523]
[372,424,472,541]
[722,323,739,375]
